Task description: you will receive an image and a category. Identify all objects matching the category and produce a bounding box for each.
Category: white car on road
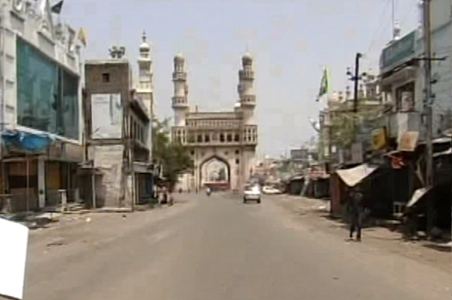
[243,185,261,203]
[262,186,282,195]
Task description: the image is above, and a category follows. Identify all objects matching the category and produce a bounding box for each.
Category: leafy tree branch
[152,118,193,191]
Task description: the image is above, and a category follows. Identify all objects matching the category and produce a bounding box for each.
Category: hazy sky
[62,0,418,157]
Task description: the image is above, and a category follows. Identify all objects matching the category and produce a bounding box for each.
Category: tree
[329,101,381,148]
[152,118,193,191]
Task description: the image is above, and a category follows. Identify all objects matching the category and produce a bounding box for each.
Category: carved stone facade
[171,53,258,191]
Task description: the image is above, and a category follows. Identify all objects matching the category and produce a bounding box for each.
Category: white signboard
[91,94,123,139]
[0,218,29,299]
[351,142,364,164]
[345,142,363,165]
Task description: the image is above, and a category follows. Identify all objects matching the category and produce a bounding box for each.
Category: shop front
[1,130,83,212]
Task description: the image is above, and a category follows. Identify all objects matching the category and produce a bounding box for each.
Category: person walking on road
[347,188,365,242]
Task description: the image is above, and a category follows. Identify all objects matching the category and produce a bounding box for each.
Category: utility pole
[346,53,364,114]
[346,53,364,148]
[352,53,362,114]
[422,0,434,234]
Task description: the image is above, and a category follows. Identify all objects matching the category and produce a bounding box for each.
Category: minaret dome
[139,31,151,52]
[174,53,185,63]
[242,52,253,65]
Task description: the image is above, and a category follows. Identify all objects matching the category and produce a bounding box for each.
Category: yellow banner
[371,127,387,150]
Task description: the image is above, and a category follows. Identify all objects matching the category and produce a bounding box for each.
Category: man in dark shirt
[348,189,365,241]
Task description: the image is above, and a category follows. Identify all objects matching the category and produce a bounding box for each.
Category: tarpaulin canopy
[407,187,429,208]
[433,147,452,158]
[2,130,54,152]
[336,163,377,187]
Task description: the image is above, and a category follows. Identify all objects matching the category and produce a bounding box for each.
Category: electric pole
[346,53,365,145]
[422,0,434,234]
[353,53,362,114]
[346,53,363,113]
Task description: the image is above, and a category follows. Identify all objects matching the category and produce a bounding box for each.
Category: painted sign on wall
[380,30,417,70]
[91,94,123,139]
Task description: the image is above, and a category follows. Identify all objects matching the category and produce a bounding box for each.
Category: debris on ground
[46,238,65,247]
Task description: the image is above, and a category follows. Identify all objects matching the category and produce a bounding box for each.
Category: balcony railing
[172,96,187,107]
[241,95,256,105]
[172,72,187,81]
[239,70,254,80]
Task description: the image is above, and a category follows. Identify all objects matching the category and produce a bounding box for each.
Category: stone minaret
[172,53,189,126]
[136,31,154,161]
[136,31,154,116]
[238,53,256,124]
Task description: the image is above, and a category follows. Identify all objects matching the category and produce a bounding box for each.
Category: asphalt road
[22,193,450,300]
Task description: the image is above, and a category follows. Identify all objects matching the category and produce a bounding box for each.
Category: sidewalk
[0,200,164,232]
[270,194,451,274]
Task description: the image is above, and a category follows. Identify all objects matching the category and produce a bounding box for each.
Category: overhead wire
[362,0,394,73]
[366,0,393,56]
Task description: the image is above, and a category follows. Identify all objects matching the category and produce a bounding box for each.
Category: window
[102,73,110,82]
[234,134,240,142]
[235,150,240,155]
[220,134,225,142]
[190,151,195,156]
[16,38,79,139]
[236,158,240,164]
[395,82,415,112]
[197,135,203,143]
[227,134,232,142]
[205,134,210,142]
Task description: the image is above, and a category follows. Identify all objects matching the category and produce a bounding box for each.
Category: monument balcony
[239,70,254,80]
[241,95,256,105]
[171,127,188,144]
[172,72,187,81]
[172,96,188,107]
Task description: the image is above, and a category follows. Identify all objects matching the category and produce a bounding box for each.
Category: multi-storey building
[0,0,84,211]
[379,0,452,148]
[171,53,258,191]
[83,37,153,208]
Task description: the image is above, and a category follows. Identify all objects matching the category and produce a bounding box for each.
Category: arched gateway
[200,156,231,191]
[171,52,258,191]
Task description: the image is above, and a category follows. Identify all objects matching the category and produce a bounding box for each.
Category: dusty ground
[5,193,451,300]
[268,194,451,273]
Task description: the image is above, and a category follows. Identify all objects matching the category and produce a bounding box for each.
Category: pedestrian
[402,206,419,240]
[347,188,365,241]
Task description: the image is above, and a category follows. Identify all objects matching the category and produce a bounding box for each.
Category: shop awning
[336,163,377,187]
[433,147,452,158]
[289,175,304,181]
[407,187,429,208]
[2,130,54,152]
[133,162,154,174]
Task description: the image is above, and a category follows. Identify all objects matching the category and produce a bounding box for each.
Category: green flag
[51,0,64,14]
[316,67,329,101]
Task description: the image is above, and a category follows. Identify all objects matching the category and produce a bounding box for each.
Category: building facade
[83,40,153,208]
[171,53,258,191]
[318,79,383,170]
[379,0,452,147]
[0,0,84,211]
